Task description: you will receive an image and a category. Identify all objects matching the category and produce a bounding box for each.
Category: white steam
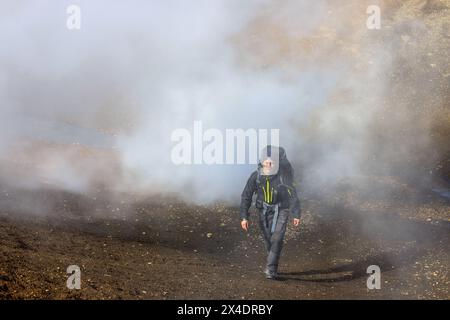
[0,0,444,205]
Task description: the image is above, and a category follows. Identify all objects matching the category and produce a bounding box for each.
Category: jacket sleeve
[289,185,302,219]
[286,185,302,219]
[239,171,258,220]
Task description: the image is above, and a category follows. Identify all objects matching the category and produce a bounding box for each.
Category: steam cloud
[0,0,448,205]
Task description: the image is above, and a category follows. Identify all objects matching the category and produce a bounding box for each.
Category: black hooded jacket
[239,169,301,220]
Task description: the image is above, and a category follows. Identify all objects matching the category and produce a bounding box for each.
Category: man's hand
[241,219,249,231]
[293,218,300,227]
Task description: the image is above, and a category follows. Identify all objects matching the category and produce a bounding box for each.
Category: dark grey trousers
[258,206,289,273]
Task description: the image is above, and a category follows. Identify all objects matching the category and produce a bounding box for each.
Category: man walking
[239,146,301,279]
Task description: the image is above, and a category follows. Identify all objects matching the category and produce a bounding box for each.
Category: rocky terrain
[0,177,448,300]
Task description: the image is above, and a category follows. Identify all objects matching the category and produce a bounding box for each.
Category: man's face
[262,158,275,174]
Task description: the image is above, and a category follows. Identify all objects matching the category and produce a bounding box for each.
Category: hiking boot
[264,268,278,280]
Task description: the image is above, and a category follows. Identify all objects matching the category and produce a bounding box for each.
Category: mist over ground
[0,0,449,301]
[0,0,449,206]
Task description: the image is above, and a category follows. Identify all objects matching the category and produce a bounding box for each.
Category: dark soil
[0,179,449,300]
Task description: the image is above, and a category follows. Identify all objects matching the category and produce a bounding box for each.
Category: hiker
[239,145,301,279]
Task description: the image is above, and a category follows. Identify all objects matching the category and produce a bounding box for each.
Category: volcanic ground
[0,176,449,300]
